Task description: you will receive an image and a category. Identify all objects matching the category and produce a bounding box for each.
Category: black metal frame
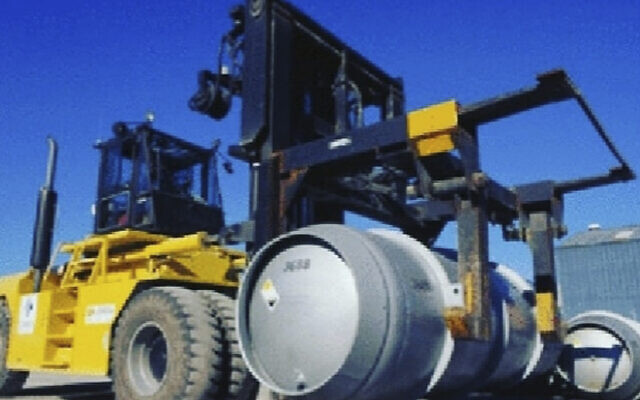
[216,1,632,247]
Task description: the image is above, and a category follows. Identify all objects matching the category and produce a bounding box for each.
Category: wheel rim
[127,321,168,396]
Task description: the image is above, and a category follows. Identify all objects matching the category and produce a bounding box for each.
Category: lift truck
[0,122,257,399]
[188,0,636,399]
[0,0,636,399]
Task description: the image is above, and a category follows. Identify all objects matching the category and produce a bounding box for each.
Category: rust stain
[444,307,470,337]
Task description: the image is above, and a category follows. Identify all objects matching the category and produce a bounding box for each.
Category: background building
[556,224,640,320]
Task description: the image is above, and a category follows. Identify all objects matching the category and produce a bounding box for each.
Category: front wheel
[111,287,226,400]
[0,299,28,394]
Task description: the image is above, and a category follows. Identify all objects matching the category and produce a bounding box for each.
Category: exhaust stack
[30,138,58,292]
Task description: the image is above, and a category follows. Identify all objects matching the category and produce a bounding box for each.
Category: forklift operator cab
[94,122,225,236]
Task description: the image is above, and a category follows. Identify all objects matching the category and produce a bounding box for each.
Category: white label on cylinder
[445,283,464,307]
[261,278,280,311]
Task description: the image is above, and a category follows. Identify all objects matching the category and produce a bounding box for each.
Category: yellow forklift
[0,121,257,399]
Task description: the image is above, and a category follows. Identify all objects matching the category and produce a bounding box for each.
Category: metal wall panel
[556,226,640,320]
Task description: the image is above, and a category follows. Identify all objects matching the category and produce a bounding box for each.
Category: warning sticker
[260,279,280,311]
[85,304,116,325]
[18,294,38,335]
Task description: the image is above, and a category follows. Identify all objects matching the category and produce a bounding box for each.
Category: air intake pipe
[30,138,58,292]
[237,224,555,399]
[556,310,640,400]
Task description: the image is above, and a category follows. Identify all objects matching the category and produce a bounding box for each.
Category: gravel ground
[0,375,571,400]
[0,373,112,400]
[0,374,274,400]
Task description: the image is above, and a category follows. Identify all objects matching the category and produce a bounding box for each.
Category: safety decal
[85,304,116,325]
[18,294,38,335]
[260,278,280,311]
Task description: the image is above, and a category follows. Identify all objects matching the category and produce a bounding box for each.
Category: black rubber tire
[111,287,226,400]
[199,291,259,400]
[0,299,28,394]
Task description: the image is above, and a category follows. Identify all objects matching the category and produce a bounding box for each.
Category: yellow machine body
[0,229,244,375]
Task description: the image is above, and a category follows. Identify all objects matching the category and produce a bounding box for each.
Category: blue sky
[1,1,638,278]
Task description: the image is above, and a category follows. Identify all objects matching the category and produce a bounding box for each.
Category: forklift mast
[94,121,225,236]
[191,0,634,346]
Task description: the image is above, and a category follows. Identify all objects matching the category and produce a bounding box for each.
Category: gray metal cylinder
[427,254,545,395]
[556,310,640,400]
[237,225,548,399]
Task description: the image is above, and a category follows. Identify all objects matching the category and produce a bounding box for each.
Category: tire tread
[111,286,226,400]
[0,298,28,395]
[198,291,258,400]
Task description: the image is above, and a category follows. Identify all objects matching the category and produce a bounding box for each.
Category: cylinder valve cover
[245,243,359,394]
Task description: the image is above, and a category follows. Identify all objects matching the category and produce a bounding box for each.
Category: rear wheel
[111,287,225,400]
[0,299,28,394]
[199,291,259,399]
